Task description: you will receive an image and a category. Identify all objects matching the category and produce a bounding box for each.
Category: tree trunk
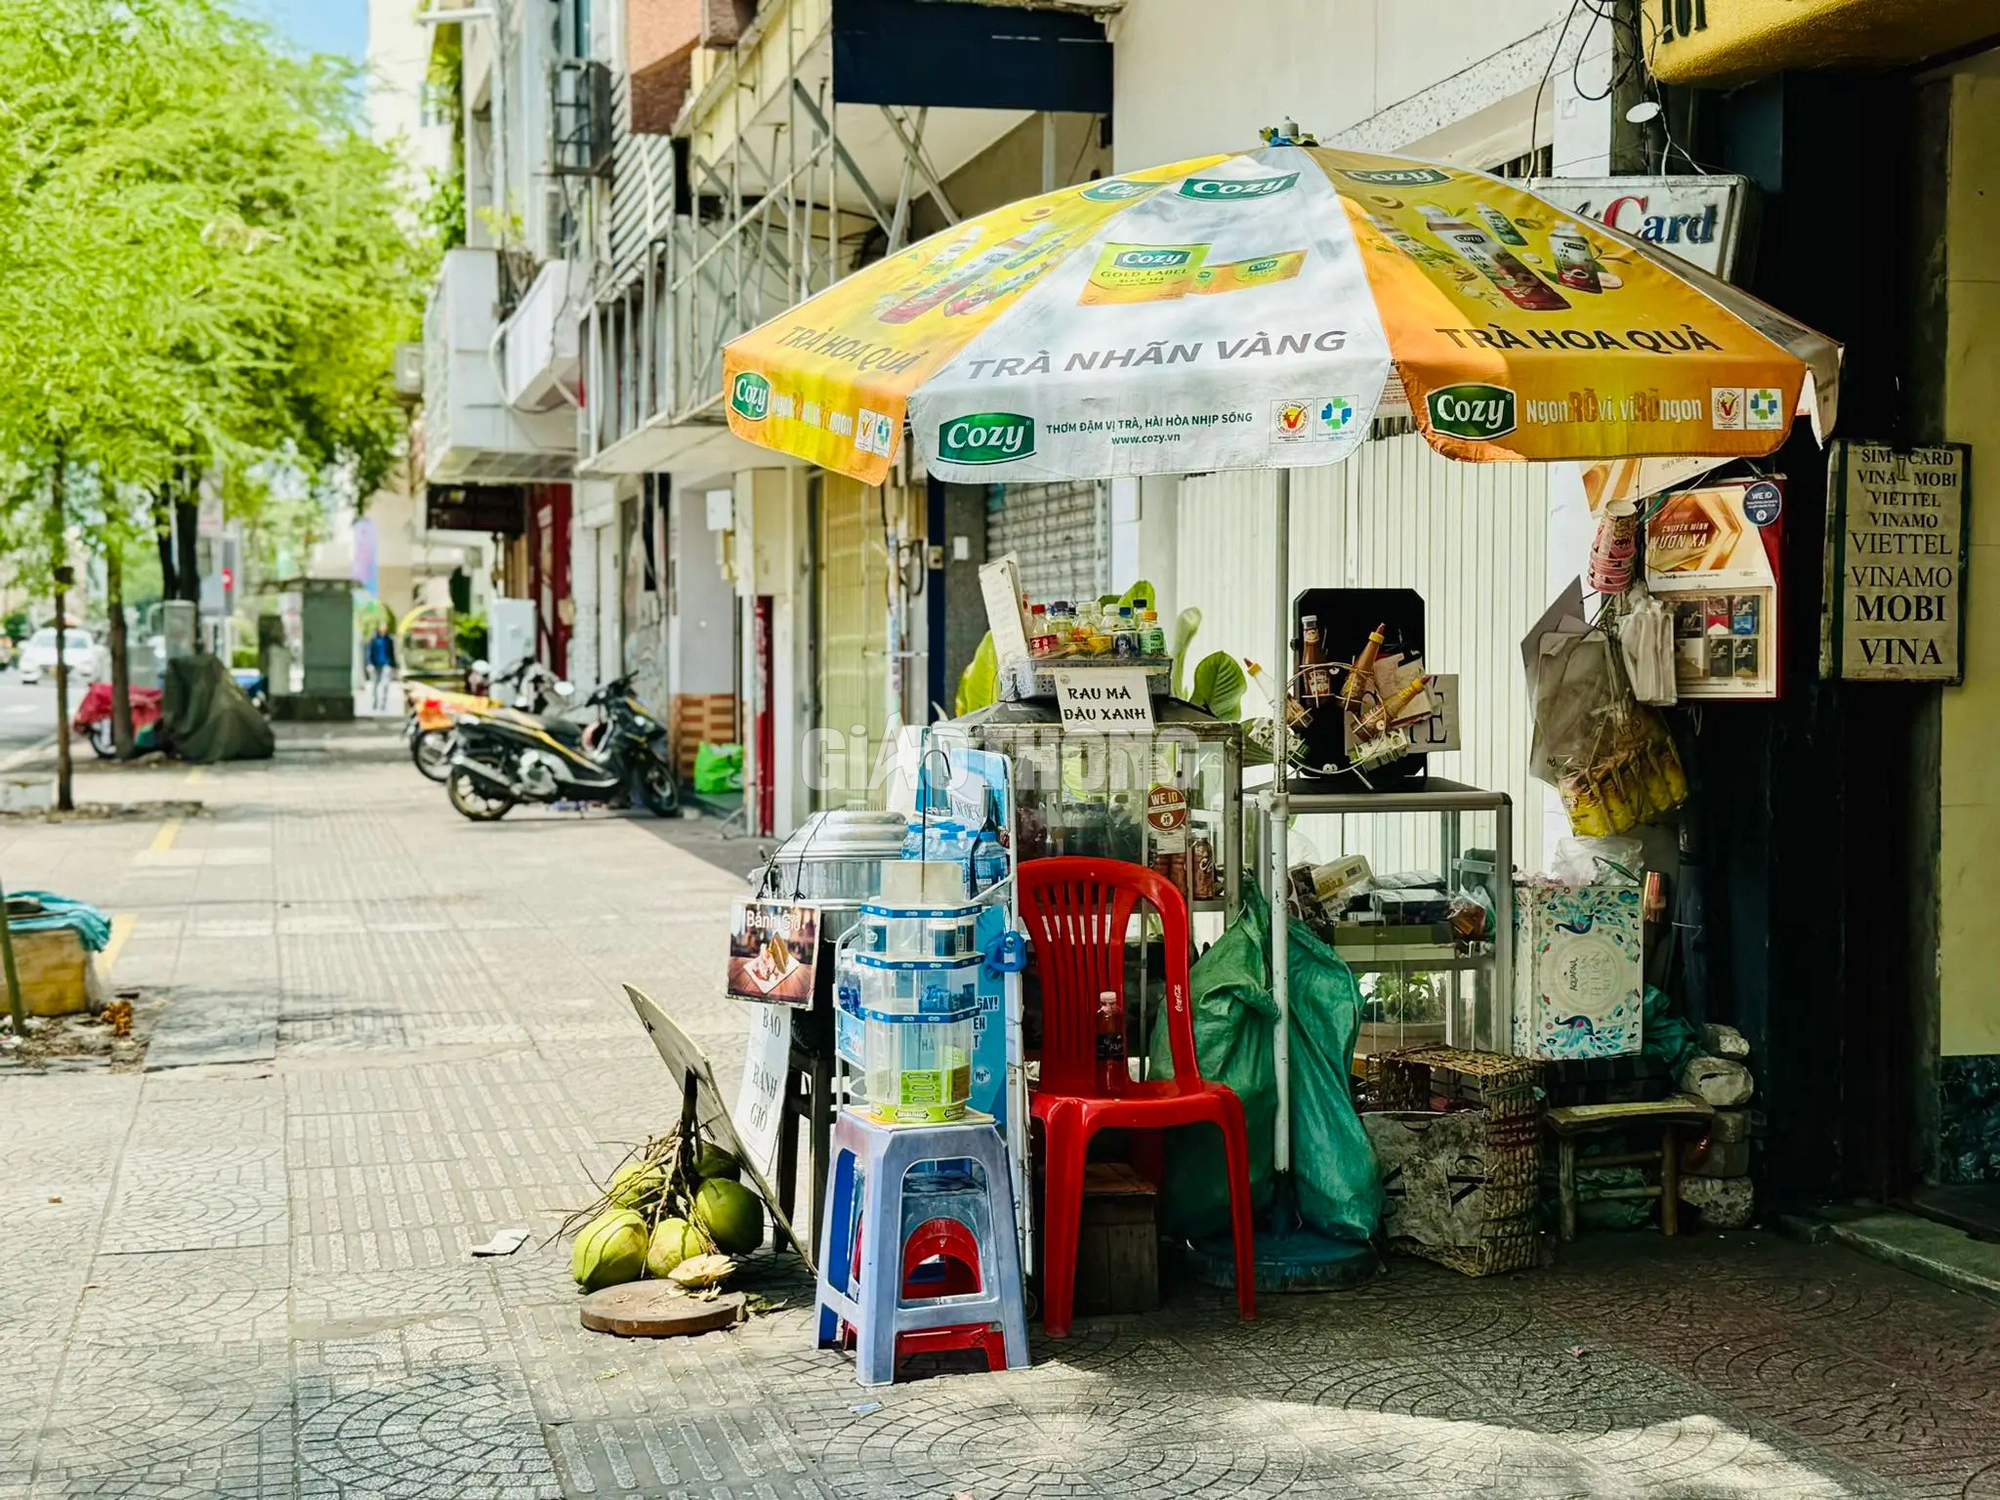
[50,464,74,814]
[108,546,134,759]
[174,494,199,604]
[155,491,177,601]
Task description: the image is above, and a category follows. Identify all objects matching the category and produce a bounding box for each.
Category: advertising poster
[1645,478,1784,700]
[725,900,818,1006]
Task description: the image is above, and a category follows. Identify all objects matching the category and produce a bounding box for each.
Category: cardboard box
[4,926,102,1017]
[1512,884,1643,1060]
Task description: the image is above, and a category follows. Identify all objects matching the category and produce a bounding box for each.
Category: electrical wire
[1529,0,1587,171]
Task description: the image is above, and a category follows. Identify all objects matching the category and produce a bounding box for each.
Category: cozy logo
[1179,172,1300,201]
[1425,383,1517,439]
[1710,387,1744,431]
[729,371,771,422]
[1747,387,1783,430]
[938,412,1034,465]
[1338,166,1453,187]
[1080,177,1160,203]
[1112,248,1194,270]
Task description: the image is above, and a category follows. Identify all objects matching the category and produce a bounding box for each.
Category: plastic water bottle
[971,829,1006,893]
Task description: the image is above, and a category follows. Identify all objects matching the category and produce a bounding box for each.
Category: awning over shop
[1650,0,2000,85]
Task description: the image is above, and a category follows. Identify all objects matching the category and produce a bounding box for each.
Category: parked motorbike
[405,657,567,782]
[444,673,680,821]
[72,682,164,758]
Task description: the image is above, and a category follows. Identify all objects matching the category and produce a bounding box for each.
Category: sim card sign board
[1645,477,1783,701]
[1822,442,1970,684]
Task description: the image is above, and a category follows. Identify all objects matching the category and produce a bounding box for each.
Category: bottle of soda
[1096,990,1124,1092]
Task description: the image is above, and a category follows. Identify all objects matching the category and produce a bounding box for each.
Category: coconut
[608,1160,668,1209]
[644,1215,710,1278]
[571,1208,648,1291]
[692,1142,742,1182]
[692,1177,765,1254]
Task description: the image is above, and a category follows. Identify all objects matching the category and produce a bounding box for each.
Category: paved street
[0,674,67,760]
[3,737,2000,1499]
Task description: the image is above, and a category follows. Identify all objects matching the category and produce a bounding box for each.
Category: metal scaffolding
[582,3,988,467]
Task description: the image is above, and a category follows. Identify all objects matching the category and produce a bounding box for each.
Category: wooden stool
[1546,1097,1714,1240]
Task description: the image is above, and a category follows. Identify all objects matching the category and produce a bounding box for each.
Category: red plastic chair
[1017,857,1256,1337]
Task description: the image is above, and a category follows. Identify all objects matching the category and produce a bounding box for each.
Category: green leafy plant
[1188,651,1247,718]
[1170,606,1203,697]
[955,633,999,716]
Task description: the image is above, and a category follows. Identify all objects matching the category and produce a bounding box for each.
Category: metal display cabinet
[1251,777,1515,1054]
[941,697,1244,921]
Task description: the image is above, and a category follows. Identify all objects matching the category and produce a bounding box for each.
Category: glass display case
[1250,778,1515,1057]
[939,696,1244,920]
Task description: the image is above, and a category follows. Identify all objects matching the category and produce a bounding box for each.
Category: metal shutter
[986,481,1108,607]
[1174,435,1549,876]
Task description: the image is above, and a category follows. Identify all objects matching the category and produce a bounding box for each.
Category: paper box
[1512,884,1643,1060]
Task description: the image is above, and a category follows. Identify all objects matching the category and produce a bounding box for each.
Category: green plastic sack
[1285,916,1384,1244]
[1149,884,1279,1238]
[692,741,743,794]
[1641,985,1700,1080]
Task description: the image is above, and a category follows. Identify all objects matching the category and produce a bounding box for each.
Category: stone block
[1686,1138,1750,1178]
[1701,1023,1751,1058]
[1680,1056,1754,1107]
[1679,1174,1754,1229]
[1710,1108,1751,1143]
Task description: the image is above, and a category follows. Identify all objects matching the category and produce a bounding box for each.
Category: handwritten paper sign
[1053,668,1156,731]
[1824,441,1970,683]
[734,1000,793,1181]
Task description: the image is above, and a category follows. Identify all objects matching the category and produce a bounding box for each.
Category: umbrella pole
[1271,468,1292,1175]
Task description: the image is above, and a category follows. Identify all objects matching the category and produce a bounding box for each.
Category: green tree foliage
[0,0,431,784]
[0,0,429,491]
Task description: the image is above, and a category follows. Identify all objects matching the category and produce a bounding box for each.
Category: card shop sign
[1823,441,1970,683]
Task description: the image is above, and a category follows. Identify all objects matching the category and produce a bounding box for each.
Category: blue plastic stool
[814,1108,1030,1386]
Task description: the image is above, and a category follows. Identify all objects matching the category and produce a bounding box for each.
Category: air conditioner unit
[499,260,581,413]
[421,248,576,485]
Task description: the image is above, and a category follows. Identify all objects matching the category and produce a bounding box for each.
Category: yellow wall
[1939,72,2000,1056]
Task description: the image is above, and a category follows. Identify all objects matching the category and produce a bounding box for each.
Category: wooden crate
[1074,1163,1159,1316]
[4,926,101,1017]
[669,693,738,782]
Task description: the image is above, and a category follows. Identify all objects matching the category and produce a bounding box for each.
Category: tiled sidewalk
[3,742,1998,1499]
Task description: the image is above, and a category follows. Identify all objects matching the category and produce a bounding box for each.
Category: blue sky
[248,0,369,60]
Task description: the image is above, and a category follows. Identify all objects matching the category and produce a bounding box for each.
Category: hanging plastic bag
[1529,629,1687,837]
[1617,587,1678,706]
[1285,918,1384,1244]
[1150,884,1278,1239]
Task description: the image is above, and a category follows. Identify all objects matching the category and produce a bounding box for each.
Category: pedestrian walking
[366,623,397,711]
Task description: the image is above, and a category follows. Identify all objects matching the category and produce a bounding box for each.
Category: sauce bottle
[1096,990,1124,1092]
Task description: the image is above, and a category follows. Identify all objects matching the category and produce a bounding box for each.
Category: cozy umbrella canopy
[723,142,1839,482]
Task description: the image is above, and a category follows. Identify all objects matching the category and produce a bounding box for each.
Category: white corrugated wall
[1175,433,1549,879]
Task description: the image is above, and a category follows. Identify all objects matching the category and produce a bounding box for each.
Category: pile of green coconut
[568,1126,766,1294]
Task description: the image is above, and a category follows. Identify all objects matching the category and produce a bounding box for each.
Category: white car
[17,627,96,685]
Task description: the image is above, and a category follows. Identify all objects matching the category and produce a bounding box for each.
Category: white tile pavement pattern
[2,739,1999,1497]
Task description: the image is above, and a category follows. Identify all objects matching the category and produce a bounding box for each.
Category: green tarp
[163,655,274,763]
